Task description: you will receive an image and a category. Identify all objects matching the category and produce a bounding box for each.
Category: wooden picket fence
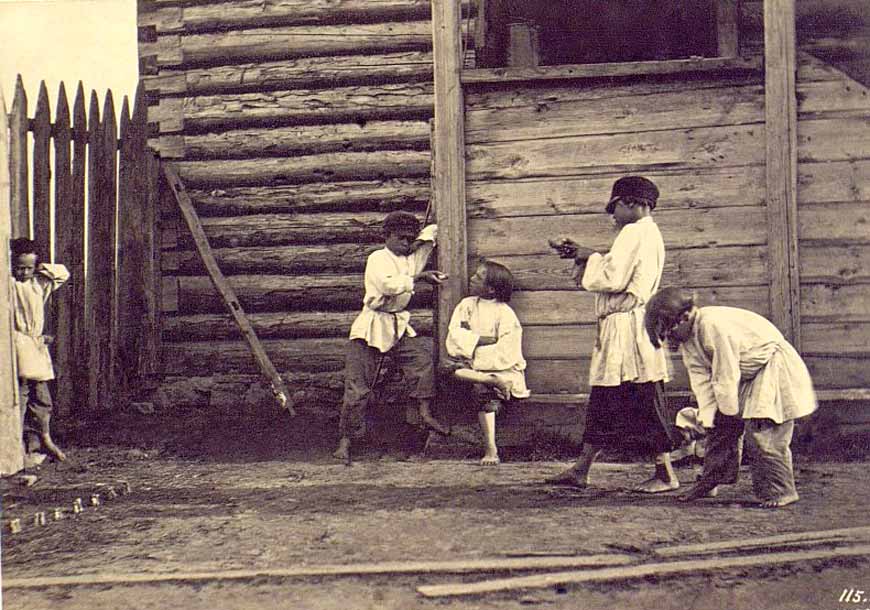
[3,76,160,417]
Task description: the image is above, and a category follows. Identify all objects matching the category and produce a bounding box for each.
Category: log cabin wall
[137,0,473,413]
[462,0,870,404]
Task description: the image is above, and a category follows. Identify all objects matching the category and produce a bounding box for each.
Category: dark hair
[10,238,37,260]
[644,287,696,348]
[481,259,514,303]
[382,211,420,235]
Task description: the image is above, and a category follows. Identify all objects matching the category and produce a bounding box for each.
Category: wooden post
[9,75,29,239]
[0,89,24,475]
[116,96,136,406]
[32,82,51,262]
[764,0,801,348]
[86,90,105,412]
[715,0,740,58]
[431,0,468,365]
[52,82,76,417]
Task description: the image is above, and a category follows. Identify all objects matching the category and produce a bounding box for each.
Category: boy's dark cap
[383,211,420,233]
[606,176,659,213]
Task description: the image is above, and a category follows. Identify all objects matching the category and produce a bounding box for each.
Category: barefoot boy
[444,260,530,465]
[545,176,680,492]
[11,238,69,462]
[334,211,449,461]
[645,287,818,508]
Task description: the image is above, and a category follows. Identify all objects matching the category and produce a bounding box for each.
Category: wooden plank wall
[137,0,475,409]
[463,49,869,396]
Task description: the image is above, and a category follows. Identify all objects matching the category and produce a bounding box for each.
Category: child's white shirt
[13,264,69,381]
[446,296,530,399]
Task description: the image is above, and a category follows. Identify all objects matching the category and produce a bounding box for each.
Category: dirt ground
[2,415,870,610]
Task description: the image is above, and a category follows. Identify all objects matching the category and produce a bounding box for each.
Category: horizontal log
[469,207,768,258]
[187,179,430,216]
[173,150,430,187]
[798,117,870,163]
[178,120,430,160]
[466,167,766,218]
[467,79,868,145]
[801,283,870,323]
[147,51,433,97]
[159,371,345,409]
[185,212,388,248]
[173,273,433,313]
[524,356,691,395]
[797,160,870,206]
[491,245,769,291]
[141,20,435,68]
[169,243,378,275]
[800,244,870,285]
[163,309,433,341]
[147,1,438,34]
[802,321,870,356]
[462,55,833,114]
[465,123,766,182]
[806,355,870,389]
[510,286,770,326]
[799,202,870,244]
[164,337,350,374]
[159,83,434,132]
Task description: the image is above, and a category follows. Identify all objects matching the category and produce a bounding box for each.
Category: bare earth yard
[2,417,870,610]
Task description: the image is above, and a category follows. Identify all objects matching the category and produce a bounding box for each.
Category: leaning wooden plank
[1,552,632,590]
[417,544,870,597]
[162,164,293,414]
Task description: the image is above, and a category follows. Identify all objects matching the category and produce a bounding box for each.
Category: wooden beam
[418,544,870,597]
[0,88,24,476]
[715,0,740,57]
[162,164,293,415]
[764,0,801,347]
[431,0,468,365]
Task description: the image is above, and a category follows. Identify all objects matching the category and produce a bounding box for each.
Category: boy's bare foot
[480,451,500,466]
[332,437,350,462]
[41,435,66,462]
[634,477,680,494]
[759,493,798,509]
[544,468,589,488]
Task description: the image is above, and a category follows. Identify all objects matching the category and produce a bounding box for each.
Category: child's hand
[42,335,54,345]
[460,321,471,330]
[415,270,448,285]
[477,335,497,347]
[408,239,425,253]
[548,237,578,259]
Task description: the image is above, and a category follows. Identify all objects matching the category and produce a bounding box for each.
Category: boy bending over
[645,287,818,508]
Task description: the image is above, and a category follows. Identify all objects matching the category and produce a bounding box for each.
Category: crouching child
[645,287,818,508]
[443,260,530,465]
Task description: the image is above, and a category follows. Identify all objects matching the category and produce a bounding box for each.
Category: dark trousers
[340,337,434,438]
[20,378,53,448]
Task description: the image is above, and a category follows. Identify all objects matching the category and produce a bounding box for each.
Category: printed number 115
[840,589,866,603]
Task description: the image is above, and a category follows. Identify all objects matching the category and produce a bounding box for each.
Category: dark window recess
[477,0,722,68]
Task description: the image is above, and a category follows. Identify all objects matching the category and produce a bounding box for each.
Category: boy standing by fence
[334,211,450,462]
[11,238,69,462]
[545,176,681,493]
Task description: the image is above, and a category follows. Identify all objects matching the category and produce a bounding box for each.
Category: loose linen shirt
[575,216,669,386]
[680,306,817,427]
[445,296,531,399]
[13,264,69,381]
[349,225,436,353]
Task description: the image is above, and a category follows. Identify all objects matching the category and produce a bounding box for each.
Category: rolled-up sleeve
[581,224,641,293]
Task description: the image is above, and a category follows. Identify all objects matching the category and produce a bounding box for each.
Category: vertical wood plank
[65,83,88,415]
[52,82,76,417]
[117,94,139,405]
[716,0,740,57]
[32,82,51,262]
[85,90,102,412]
[431,0,468,365]
[9,75,29,239]
[0,88,24,475]
[764,0,801,348]
[135,83,162,384]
